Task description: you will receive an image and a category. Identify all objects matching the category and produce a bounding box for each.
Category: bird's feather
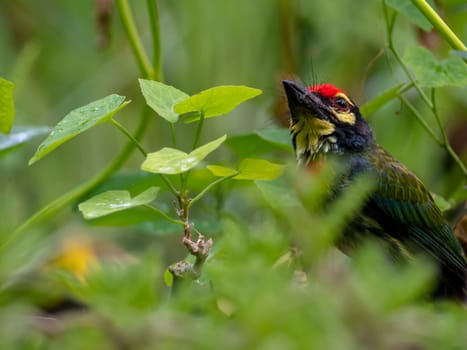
[357,145,466,271]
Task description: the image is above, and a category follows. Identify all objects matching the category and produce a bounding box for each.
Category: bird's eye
[334,97,349,110]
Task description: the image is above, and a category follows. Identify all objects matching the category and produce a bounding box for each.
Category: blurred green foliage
[0,0,466,348]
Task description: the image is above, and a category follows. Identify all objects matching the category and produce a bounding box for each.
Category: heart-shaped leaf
[29,94,129,165]
[207,158,285,181]
[78,187,159,219]
[141,135,226,174]
[0,77,15,134]
[403,46,467,88]
[175,85,262,123]
[139,79,189,123]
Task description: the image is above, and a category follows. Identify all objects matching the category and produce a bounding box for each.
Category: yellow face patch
[332,92,356,125]
[291,117,335,156]
[334,111,356,124]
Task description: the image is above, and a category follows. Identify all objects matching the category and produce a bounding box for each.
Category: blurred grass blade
[0,125,51,155]
[29,94,130,165]
[361,83,407,117]
[0,77,15,134]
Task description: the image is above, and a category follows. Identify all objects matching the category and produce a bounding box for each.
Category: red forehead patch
[307,84,345,98]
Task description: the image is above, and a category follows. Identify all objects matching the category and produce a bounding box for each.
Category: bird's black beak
[282,80,329,122]
[282,80,309,105]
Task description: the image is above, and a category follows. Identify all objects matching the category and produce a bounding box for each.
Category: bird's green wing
[368,149,465,270]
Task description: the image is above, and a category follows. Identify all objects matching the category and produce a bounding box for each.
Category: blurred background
[0,0,465,271]
[0,1,466,348]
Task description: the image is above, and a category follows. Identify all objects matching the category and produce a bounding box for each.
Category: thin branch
[189,172,239,208]
[111,117,147,156]
[169,123,177,148]
[398,94,442,145]
[192,112,205,150]
[143,204,184,226]
[159,174,179,198]
[431,90,467,175]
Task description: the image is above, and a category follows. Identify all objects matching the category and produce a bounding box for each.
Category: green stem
[385,13,433,109]
[384,3,466,175]
[398,95,442,145]
[143,204,184,225]
[192,111,205,150]
[146,0,163,81]
[181,112,206,193]
[410,0,467,52]
[431,89,467,175]
[169,123,177,148]
[188,172,239,208]
[430,89,444,135]
[111,117,147,156]
[116,0,154,79]
[159,174,179,198]
[110,116,180,196]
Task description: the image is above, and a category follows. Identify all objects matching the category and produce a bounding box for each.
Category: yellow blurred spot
[47,236,99,282]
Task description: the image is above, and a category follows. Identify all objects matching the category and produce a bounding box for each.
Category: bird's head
[282,80,374,164]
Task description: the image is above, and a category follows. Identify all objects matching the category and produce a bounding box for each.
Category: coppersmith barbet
[282,80,466,300]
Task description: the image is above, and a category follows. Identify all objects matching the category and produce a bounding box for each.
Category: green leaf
[208,158,285,181]
[0,77,15,134]
[226,129,292,158]
[141,135,226,174]
[0,125,51,154]
[235,158,285,180]
[78,187,159,219]
[139,79,189,123]
[164,268,173,287]
[255,180,301,210]
[174,85,262,123]
[403,46,467,88]
[431,192,453,212]
[29,94,129,165]
[206,165,238,177]
[83,206,164,226]
[385,0,433,31]
[226,134,279,158]
[450,183,467,205]
[360,83,405,117]
[255,129,292,151]
[85,171,165,200]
